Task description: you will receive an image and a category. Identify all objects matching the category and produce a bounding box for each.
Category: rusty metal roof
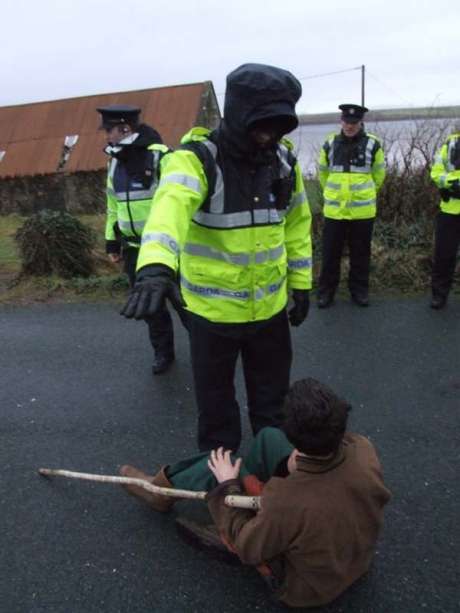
[0,82,220,178]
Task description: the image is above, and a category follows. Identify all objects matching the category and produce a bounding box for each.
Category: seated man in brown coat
[120,378,391,609]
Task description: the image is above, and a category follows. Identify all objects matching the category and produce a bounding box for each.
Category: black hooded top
[198,63,302,227]
[217,63,302,159]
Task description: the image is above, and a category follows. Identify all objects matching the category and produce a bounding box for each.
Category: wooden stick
[38,468,261,510]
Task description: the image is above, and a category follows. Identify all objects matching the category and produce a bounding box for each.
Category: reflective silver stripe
[183,242,284,265]
[199,139,225,213]
[326,136,335,167]
[202,139,218,158]
[365,138,374,168]
[118,220,145,231]
[326,181,341,190]
[254,245,284,264]
[439,174,448,187]
[318,164,329,171]
[254,209,282,224]
[288,257,312,269]
[115,188,155,201]
[152,150,161,167]
[350,181,374,191]
[181,275,251,300]
[324,198,340,207]
[434,153,443,165]
[349,165,371,173]
[193,208,282,228]
[331,165,345,172]
[346,198,376,208]
[183,242,250,265]
[108,158,117,181]
[193,209,251,228]
[106,187,116,197]
[373,163,385,171]
[277,144,292,178]
[159,173,202,193]
[210,167,224,213]
[289,190,307,208]
[141,232,180,254]
[446,139,458,171]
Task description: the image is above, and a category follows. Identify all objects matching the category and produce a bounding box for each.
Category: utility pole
[361,64,366,107]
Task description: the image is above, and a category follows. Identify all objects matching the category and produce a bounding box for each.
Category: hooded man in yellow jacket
[317,104,386,308]
[121,63,312,452]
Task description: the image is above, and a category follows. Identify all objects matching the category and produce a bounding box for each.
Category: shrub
[15,209,96,278]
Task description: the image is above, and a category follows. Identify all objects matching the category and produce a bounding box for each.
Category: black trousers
[318,218,374,296]
[123,248,180,358]
[431,212,460,298]
[188,310,292,452]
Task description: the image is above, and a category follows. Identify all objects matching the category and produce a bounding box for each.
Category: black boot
[351,292,369,307]
[152,353,174,375]
[175,517,241,566]
[430,295,447,310]
[317,291,335,309]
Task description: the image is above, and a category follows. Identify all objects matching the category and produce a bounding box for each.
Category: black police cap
[96,105,141,129]
[338,103,369,124]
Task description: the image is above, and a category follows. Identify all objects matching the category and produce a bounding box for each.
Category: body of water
[290,118,458,174]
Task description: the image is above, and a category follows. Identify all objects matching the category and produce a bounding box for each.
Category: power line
[215,65,363,97]
[297,66,362,81]
[366,70,414,108]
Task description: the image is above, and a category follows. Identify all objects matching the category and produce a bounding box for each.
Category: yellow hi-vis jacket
[104,143,169,249]
[318,131,386,220]
[137,128,312,324]
[430,133,460,215]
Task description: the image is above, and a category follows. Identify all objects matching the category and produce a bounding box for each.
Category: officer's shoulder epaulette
[180,126,212,145]
[322,132,338,149]
[147,143,170,154]
[280,136,295,151]
[366,132,381,142]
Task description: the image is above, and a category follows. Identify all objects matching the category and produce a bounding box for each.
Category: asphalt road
[1,295,459,613]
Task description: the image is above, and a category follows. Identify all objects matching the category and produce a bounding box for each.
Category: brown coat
[207,433,391,608]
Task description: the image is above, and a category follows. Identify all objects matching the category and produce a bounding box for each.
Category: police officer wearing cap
[317,103,386,307]
[98,104,183,374]
[429,131,460,309]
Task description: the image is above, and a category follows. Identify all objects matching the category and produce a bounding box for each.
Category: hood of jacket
[217,63,301,159]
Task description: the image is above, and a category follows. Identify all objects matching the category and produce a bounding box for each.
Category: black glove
[439,188,451,203]
[447,179,460,199]
[120,264,185,320]
[288,290,310,327]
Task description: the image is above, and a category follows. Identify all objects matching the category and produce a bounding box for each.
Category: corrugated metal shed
[0,82,220,178]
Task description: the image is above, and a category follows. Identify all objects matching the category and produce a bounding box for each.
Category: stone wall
[0,170,106,215]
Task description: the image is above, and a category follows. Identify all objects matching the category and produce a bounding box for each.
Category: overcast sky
[2,0,459,115]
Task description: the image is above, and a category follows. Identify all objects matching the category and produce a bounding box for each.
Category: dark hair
[282,378,351,455]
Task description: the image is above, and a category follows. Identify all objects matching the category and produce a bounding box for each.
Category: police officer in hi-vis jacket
[121,64,312,452]
[98,105,183,375]
[317,104,386,308]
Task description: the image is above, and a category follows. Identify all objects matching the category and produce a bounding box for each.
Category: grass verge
[1,211,457,305]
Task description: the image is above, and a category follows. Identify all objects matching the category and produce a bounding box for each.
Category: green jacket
[137,128,312,324]
[430,133,460,215]
[318,130,386,220]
